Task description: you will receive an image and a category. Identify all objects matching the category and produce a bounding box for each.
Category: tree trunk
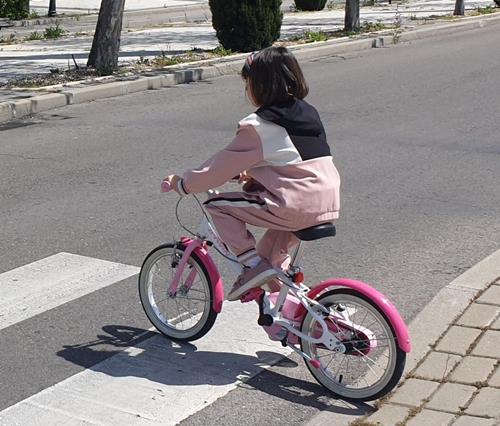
[345,0,360,32]
[87,0,126,72]
[454,0,465,15]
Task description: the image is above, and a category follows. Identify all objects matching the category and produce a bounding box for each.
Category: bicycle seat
[293,223,336,241]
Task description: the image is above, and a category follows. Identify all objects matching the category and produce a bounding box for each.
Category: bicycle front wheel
[301,288,406,401]
[138,243,217,341]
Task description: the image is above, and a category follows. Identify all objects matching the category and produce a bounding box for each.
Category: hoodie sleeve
[180,123,263,195]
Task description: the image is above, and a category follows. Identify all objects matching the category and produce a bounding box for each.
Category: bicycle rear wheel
[138,243,217,341]
[301,288,406,401]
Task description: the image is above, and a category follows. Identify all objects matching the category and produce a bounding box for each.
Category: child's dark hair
[241,46,309,106]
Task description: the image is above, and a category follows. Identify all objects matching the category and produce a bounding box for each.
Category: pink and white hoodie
[179,99,340,230]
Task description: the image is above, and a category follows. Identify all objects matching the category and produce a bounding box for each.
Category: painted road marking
[0,252,139,331]
[0,301,291,425]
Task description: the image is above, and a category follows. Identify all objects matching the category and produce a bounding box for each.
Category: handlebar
[161,179,172,193]
[161,178,219,196]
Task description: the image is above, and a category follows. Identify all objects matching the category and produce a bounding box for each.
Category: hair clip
[244,52,256,73]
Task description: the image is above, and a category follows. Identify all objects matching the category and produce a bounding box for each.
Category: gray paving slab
[365,404,411,426]
[414,351,462,381]
[477,285,500,306]
[450,356,497,385]
[471,330,500,358]
[436,326,483,356]
[456,303,500,328]
[453,416,497,426]
[465,387,500,418]
[405,285,476,375]
[388,379,440,407]
[406,409,456,426]
[426,382,476,413]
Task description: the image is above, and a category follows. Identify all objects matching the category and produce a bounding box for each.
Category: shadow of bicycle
[57,324,373,416]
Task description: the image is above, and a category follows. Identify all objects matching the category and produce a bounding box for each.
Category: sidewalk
[366,278,500,426]
[29,0,205,14]
[0,0,495,87]
[307,249,500,426]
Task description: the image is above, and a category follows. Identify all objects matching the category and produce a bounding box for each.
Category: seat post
[290,241,305,268]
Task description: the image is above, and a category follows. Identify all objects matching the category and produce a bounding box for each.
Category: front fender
[181,238,224,313]
[298,279,411,353]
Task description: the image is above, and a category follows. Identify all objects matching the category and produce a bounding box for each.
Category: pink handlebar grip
[161,180,172,193]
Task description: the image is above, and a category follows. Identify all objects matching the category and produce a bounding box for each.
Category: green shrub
[0,0,29,20]
[305,30,328,42]
[212,45,233,56]
[476,5,496,14]
[44,24,65,39]
[0,33,16,43]
[209,0,282,52]
[294,0,327,11]
[25,31,44,41]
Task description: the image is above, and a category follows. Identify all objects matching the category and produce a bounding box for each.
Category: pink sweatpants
[204,191,300,270]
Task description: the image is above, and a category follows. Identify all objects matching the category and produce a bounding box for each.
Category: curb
[1,12,500,126]
[403,248,500,375]
[305,248,500,426]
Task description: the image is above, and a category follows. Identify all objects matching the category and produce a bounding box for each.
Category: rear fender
[296,278,411,353]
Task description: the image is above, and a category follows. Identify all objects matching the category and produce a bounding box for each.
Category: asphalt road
[1,20,499,425]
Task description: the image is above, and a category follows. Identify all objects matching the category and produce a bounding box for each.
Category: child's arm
[177,124,263,195]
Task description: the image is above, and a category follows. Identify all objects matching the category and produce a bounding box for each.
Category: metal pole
[48,0,56,17]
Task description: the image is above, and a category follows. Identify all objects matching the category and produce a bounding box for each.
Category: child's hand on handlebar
[238,171,251,184]
[162,174,181,194]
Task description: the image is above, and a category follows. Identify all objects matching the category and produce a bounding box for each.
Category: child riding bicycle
[165,46,340,301]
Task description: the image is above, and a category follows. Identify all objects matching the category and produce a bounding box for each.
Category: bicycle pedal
[257,314,274,327]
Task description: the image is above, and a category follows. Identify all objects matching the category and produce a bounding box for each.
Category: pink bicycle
[138,181,411,401]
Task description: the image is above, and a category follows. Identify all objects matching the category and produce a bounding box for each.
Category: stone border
[405,248,500,374]
[1,11,500,125]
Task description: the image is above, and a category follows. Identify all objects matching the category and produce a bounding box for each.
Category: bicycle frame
[166,189,411,356]
[171,203,373,359]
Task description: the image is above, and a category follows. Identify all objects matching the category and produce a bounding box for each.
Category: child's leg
[257,229,300,271]
[204,192,297,266]
[257,230,299,292]
[206,202,258,265]
[205,192,307,300]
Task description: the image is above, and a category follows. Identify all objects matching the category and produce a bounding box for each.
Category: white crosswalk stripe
[0,252,140,332]
[0,253,291,425]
